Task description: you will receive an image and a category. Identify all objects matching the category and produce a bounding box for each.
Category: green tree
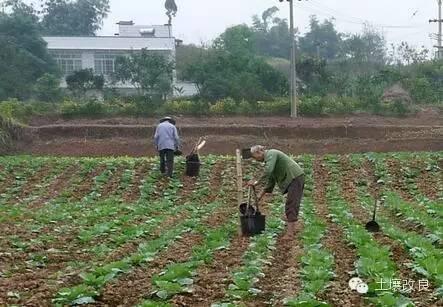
[182,50,287,102]
[389,42,429,66]
[299,16,342,61]
[214,25,256,56]
[33,73,62,102]
[252,7,291,59]
[176,44,209,80]
[342,25,387,65]
[41,0,110,36]
[114,50,175,100]
[0,12,57,100]
[66,69,104,98]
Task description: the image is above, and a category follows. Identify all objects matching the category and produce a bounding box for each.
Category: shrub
[60,100,106,118]
[257,98,290,115]
[209,97,237,115]
[33,73,62,102]
[321,95,360,115]
[402,77,438,104]
[237,100,255,114]
[162,100,188,114]
[0,99,34,122]
[299,96,324,116]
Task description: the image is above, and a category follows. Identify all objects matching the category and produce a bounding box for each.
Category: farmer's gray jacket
[154,121,180,151]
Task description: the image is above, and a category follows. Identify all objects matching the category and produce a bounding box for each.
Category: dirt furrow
[247,223,303,307]
[314,158,363,307]
[172,162,264,306]
[99,163,132,199]
[69,164,108,201]
[361,159,439,306]
[380,159,428,235]
[6,161,56,205]
[0,161,29,197]
[97,161,231,306]
[172,236,250,306]
[122,160,150,202]
[0,163,151,306]
[409,158,441,201]
[27,162,81,210]
[385,159,415,202]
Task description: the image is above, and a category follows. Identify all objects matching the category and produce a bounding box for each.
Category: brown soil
[28,114,443,127]
[97,160,232,306]
[245,223,304,307]
[0,164,188,306]
[19,136,443,158]
[314,158,363,306]
[27,163,81,209]
[386,159,415,202]
[69,164,108,201]
[171,161,261,306]
[359,158,440,306]
[99,164,127,199]
[402,158,441,201]
[5,162,53,205]
[122,160,151,202]
[172,235,250,306]
[0,163,81,246]
[13,115,443,157]
[417,168,440,200]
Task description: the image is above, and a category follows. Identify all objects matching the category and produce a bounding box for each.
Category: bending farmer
[248,146,304,234]
[154,116,180,177]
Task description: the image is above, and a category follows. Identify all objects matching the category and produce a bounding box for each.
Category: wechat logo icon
[349,277,369,294]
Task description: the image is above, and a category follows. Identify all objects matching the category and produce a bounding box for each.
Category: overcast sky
[100,0,439,52]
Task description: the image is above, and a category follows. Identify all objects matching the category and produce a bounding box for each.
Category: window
[94,52,123,76]
[50,51,82,75]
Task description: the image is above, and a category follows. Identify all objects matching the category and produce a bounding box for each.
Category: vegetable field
[0,152,442,307]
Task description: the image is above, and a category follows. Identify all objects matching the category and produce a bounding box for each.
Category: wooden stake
[236,149,243,206]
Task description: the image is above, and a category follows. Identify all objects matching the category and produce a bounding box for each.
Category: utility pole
[280,0,298,118]
[430,0,443,59]
[289,0,297,118]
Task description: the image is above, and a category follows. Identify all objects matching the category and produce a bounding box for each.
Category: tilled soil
[99,164,128,199]
[360,158,441,306]
[314,158,364,306]
[122,160,151,202]
[245,222,304,307]
[417,166,440,200]
[97,161,231,306]
[340,156,438,306]
[5,161,55,205]
[0,164,170,306]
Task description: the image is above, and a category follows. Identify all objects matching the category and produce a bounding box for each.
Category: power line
[304,0,425,29]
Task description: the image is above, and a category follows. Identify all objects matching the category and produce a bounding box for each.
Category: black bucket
[240,213,266,236]
[185,154,200,177]
[241,148,252,159]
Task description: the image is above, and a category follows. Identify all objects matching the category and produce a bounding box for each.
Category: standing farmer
[248,146,304,235]
[154,116,180,177]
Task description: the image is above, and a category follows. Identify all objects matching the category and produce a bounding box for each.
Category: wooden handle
[236,149,243,206]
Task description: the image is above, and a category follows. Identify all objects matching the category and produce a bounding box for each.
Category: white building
[43,21,197,97]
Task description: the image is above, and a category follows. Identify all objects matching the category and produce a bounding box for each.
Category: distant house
[43,21,197,97]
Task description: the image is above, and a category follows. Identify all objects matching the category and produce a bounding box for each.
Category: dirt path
[245,222,303,307]
[314,158,363,306]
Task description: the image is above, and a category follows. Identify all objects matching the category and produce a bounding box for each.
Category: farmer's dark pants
[285,175,305,222]
[159,149,174,177]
